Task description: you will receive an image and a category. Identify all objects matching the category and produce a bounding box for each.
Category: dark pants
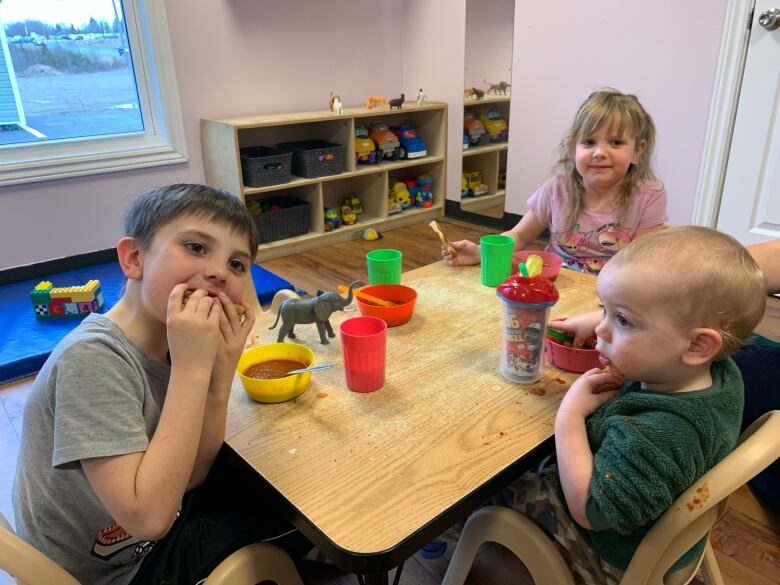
[128,445,311,585]
[733,343,780,515]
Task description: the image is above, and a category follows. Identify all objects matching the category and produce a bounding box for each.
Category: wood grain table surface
[225,262,601,570]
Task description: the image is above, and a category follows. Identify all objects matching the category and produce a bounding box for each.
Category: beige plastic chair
[202,541,304,585]
[0,511,80,585]
[1,511,303,585]
[442,410,780,585]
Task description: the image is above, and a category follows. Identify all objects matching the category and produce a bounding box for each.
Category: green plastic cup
[480,234,514,287]
[366,249,402,285]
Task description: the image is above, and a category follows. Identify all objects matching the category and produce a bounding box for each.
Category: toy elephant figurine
[269,281,361,344]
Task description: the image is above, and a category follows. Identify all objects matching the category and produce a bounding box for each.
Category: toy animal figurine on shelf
[485,79,511,95]
[30,279,105,319]
[464,87,485,100]
[388,93,405,109]
[329,92,343,114]
[269,281,361,345]
[416,88,428,105]
[364,95,386,109]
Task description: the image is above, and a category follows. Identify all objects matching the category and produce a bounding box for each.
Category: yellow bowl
[237,343,315,403]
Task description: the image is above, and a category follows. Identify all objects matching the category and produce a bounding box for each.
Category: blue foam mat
[0,262,294,384]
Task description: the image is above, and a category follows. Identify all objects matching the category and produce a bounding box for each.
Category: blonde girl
[445,89,667,274]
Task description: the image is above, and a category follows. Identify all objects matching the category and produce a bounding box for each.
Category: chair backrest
[0,512,80,585]
[620,410,780,585]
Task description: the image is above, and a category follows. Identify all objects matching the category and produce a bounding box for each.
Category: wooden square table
[226,262,600,584]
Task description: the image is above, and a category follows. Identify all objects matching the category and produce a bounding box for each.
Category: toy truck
[355,125,379,164]
[479,109,508,142]
[461,170,489,197]
[464,112,488,146]
[369,122,401,161]
[389,123,427,159]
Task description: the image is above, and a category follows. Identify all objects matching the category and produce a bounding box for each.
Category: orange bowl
[512,250,563,281]
[355,284,417,327]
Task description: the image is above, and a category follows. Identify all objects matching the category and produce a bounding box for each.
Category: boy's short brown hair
[610,226,767,359]
[124,184,259,260]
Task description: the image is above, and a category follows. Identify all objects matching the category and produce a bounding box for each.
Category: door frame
[691,0,754,227]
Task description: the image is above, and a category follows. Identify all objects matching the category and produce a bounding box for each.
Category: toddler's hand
[211,292,256,393]
[443,240,480,266]
[557,367,623,420]
[167,284,220,371]
[548,311,602,348]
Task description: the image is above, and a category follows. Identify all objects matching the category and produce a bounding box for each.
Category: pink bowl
[512,250,563,281]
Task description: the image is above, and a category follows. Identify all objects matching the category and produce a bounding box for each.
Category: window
[0,0,186,186]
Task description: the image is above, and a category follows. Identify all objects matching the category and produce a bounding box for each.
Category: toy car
[344,195,364,215]
[355,125,379,165]
[324,206,341,231]
[480,109,508,142]
[369,122,401,161]
[388,182,409,214]
[415,174,434,207]
[464,112,488,146]
[389,123,427,159]
[462,170,489,197]
[340,204,357,226]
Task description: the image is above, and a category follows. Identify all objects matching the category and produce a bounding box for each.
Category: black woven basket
[240,146,292,187]
[251,197,310,244]
[277,140,345,178]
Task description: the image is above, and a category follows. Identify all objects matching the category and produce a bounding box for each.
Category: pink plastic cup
[340,316,388,392]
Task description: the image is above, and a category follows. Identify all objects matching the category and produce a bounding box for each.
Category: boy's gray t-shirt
[13,313,171,585]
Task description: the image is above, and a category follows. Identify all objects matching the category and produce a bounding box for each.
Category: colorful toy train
[30,279,105,319]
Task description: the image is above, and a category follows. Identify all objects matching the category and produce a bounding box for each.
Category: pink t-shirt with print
[528,175,668,274]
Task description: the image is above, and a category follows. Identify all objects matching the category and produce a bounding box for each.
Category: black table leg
[363,572,389,585]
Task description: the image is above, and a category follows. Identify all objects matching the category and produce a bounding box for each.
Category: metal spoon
[283,364,334,377]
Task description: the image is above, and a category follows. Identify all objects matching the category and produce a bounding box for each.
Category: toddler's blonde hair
[609,226,767,359]
[556,89,659,230]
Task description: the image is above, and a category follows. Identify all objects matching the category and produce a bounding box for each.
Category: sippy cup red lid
[497,274,559,304]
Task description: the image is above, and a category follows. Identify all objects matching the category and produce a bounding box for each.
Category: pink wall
[0,0,728,269]
[504,0,728,225]
[464,0,514,90]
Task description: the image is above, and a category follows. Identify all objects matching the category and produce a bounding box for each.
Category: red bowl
[355,284,417,327]
[544,337,602,373]
[512,250,563,281]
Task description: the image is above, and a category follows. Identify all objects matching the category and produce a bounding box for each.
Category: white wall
[503,0,728,225]
[0,0,729,269]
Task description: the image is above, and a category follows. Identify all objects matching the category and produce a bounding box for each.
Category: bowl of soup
[237,342,315,403]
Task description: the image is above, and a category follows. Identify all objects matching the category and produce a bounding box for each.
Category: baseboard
[0,249,118,286]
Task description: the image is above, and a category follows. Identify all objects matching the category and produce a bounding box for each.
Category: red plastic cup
[340,316,387,392]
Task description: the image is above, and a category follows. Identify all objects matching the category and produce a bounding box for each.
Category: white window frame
[0,0,187,187]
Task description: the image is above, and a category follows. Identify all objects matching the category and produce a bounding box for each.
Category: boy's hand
[443,240,480,266]
[557,367,623,420]
[210,291,255,395]
[167,284,220,370]
[548,311,602,348]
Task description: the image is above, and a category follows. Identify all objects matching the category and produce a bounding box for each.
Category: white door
[717,1,780,244]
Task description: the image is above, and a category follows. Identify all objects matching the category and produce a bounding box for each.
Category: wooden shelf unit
[201,102,448,261]
[461,95,509,210]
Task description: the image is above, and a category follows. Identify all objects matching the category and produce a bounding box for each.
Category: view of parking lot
[1,8,143,145]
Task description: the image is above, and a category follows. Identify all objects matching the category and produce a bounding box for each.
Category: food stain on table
[528,387,546,396]
[316,392,328,399]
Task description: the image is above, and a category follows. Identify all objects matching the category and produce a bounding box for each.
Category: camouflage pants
[435,463,623,585]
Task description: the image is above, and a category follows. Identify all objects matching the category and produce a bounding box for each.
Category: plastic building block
[30,279,105,320]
